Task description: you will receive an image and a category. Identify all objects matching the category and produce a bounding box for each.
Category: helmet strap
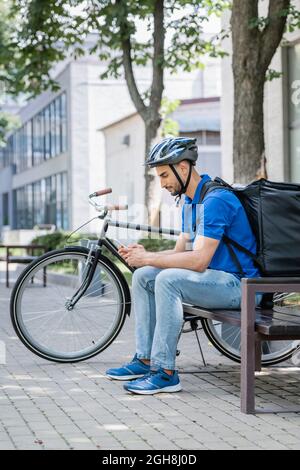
[169,162,193,204]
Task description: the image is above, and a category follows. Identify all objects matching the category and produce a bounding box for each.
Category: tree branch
[260,0,290,71]
[122,36,148,120]
[150,0,165,120]
[117,0,148,121]
[231,0,259,56]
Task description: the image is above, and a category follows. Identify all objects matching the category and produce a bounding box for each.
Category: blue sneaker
[123,368,182,394]
[106,354,150,381]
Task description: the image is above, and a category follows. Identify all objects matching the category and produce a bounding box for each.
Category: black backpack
[199,177,300,279]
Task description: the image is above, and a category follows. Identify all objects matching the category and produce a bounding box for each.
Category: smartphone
[114,239,128,250]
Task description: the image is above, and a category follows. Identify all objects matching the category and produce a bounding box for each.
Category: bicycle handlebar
[88,188,128,213]
[106,204,128,211]
[89,188,112,198]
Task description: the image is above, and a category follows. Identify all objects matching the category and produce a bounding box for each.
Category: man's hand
[127,243,145,252]
[118,243,148,267]
[125,248,149,267]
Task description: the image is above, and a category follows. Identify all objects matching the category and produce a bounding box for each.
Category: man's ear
[177,160,189,174]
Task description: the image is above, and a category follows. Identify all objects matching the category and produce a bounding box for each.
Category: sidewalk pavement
[1,278,300,450]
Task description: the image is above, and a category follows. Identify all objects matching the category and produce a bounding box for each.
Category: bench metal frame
[241,277,300,414]
[183,277,300,414]
[0,245,47,288]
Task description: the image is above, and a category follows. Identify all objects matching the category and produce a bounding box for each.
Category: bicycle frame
[66,211,180,309]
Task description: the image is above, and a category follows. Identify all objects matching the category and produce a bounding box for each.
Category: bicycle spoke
[22,309,68,323]
[80,285,116,301]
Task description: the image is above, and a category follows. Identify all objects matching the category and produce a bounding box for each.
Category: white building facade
[0,55,220,242]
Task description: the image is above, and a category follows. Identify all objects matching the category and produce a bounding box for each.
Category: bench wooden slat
[8,256,36,263]
[183,304,242,327]
[183,304,300,336]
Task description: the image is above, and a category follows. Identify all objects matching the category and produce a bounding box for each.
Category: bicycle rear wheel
[10,247,131,362]
[201,318,298,366]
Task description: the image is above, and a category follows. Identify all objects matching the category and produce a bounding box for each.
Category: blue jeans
[132,266,263,371]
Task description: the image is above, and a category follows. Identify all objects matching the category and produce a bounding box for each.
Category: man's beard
[171,182,182,197]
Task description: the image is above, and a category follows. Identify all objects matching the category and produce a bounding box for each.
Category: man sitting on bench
[106,137,263,394]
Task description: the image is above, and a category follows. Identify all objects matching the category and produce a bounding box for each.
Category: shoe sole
[106,373,146,381]
[125,383,182,394]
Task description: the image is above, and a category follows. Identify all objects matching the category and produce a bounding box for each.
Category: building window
[44,106,51,160]
[288,43,300,183]
[45,175,56,225]
[205,131,221,145]
[60,92,67,153]
[33,112,45,165]
[50,100,56,159]
[55,97,61,156]
[2,193,9,226]
[0,92,67,173]
[61,172,68,229]
[180,131,221,146]
[26,121,33,169]
[15,186,26,228]
[13,172,68,229]
[33,180,43,225]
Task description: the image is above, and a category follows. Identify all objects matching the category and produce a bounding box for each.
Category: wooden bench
[183,277,300,414]
[0,244,47,287]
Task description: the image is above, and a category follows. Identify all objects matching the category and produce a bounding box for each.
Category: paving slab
[1,279,300,450]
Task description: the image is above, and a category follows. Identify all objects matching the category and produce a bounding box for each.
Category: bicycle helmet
[145,137,198,167]
[145,137,198,202]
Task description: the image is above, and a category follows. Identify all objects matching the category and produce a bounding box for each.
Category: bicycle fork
[65,243,102,310]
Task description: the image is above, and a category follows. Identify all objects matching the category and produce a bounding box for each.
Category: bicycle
[10,187,299,365]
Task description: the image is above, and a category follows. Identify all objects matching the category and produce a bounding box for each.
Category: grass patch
[115,260,133,286]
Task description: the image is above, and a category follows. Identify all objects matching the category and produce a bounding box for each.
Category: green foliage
[160,97,181,137]
[6,0,87,97]
[0,1,20,142]
[265,69,283,82]
[248,16,270,31]
[4,0,228,97]
[31,231,68,252]
[0,0,16,92]
[248,3,300,34]
[201,0,232,15]
[0,111,20,147]
[282,3,300,33]
[29,231,176,268]
[164,5,223,73]
[138,237,176,251]
[246,3,299,83]
[30,231,98,253]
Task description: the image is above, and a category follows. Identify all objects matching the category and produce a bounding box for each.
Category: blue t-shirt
[182,174,260,280]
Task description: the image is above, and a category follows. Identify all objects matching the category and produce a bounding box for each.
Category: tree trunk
[120,0,164,225]
[232,72,266,183]
[231,0,290,184]
[144,117,161,225]
[144,0,164,225]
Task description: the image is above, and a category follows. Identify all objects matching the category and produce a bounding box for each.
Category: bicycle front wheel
[10,247,131,362]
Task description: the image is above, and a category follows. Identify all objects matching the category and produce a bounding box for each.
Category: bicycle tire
[10,247,131,363]
[201,318,298,366]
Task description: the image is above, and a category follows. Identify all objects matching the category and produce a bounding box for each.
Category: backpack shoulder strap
[223,234,263,272]
[199,178,230,204]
